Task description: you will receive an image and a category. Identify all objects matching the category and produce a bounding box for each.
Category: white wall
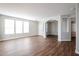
[38,20,46,38]
[38,16,60,38]
[71,22,76,32]
[58,16,71,41]
[76,4,79,54]
[47,21,58,35]
[0,14,38,41]
[70,17,76,32]
[50,22,58,35]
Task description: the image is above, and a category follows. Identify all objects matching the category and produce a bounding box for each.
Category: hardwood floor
[0,36,77,56]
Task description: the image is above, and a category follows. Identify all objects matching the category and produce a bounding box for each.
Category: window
[5,19,14,34]
[5,19,29,34]
[16,21,22,33]
[23,22,29,33]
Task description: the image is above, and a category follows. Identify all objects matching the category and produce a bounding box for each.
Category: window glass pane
[16,21,22,33]
[24,22,29,33]
[5,19,14,34]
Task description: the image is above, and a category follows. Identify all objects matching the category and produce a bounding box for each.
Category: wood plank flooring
[0,36,77,56]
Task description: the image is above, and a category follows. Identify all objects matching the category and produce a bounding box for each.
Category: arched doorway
[45,20,58,38]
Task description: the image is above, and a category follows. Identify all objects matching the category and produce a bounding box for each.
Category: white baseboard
[58,39,71,41]
[0,35,40,41]
[75,49,79,54]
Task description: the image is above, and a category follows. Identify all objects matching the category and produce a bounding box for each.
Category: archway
[45,20,58,38]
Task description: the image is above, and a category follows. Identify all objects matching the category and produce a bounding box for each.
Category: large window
[5,19,29,35]
[23,22,29,33]
[5,19,14,34]
[16,21,22,33]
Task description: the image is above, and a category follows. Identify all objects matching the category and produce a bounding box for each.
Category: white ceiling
[0,3,76,21]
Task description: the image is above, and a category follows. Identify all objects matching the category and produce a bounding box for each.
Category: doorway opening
[71,17,76,45]
[71,17,76,38]
[45,20,58,38]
